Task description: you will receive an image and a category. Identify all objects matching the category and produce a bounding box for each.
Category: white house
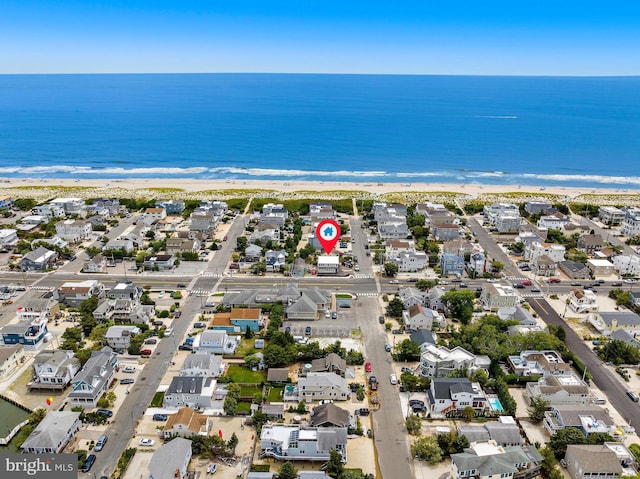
[31,350,80,390]
[180,353,225,378]
[419,345,489,378]
[621,208,640,237]
[56,280,105,307]
[537,213,572,230]
[428,378,487,416]
[402,304,443,331]
[568,288,599,314]
[317,255,339,275]
[142,207,167,225]
[105,325,141,351]
[148,437,192,479]
[587,259,615,277]
[598,206,625,225]
[391,251,428,272]
[192,330,240,355]
[55,219,92,243]
[163,376,217,409]
[0,229,18,248]
[480,284,519,311]
[297,372,349,402]
[50,197,84,214]
[612,255,640,277]
[20,411,81,454]
[525,241,566,264]
[0,345,25,379]
[260,425,347,463]
[450,441,542,479]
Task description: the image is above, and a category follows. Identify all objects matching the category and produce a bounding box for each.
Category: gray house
[148,437,192,479]
[68,347,118,407]
[21,246,58,271]
[180,353,225,378]
[297,372,349,402]
[565,445,623,479]
[163,376,217,409]
[20,411,81,454]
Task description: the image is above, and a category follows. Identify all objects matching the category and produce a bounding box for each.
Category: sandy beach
[1,177,639,205]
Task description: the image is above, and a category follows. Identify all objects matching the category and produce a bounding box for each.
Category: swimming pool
[488,397,504,412]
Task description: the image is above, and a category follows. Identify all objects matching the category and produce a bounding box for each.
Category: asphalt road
[528,297,640,430]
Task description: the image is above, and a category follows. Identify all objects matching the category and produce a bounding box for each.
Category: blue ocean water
[0,73,639,188]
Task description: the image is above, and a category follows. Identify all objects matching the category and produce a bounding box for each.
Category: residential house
[525,373,591,406]
[495,213,521,233]
[621,208,640,237]
[598,206,625,226]
[192,330,240,354]
[311,403,350,428]
[525,242,565,265]
[30,350,80,390]
[516,230,546,247]
[543,405,622,439]
[428,287,447,312]
[261,403,285,420]
[419,345,489,379]
[20,411,81,454]
[568,289,599,314]
[0,196,13,210]
[443,239,480,258]
[533,255,557,277]
[402,304,443,331]
[378,220,409,239]
[148,437,193,479]
[317,256,339,275]
[156,199,185,214]
[577,234,605,255]
[0,228,18,249]
[250,224,281,246]
[267,368,290,384]
[68,347,118,406]
[484,203,520,224]
[93,299,154,324]
[143,254,175,271]
[398,286,429,308]
[21,246,58,271]
[243,244,263,263]
[56,280,105,307]
[55,219,92,243]
[612,255,640,277]
[180,353,225,378]
[50,197,84,214]
[0,345,25,379]
[260,425,347,462]
[142,207,166,226]
[432,223,461,241]
[525,201,552,215]
[507,351,569,378]
[309,202,337,221]
[90,198,120,216]
[31,203,65,219]
[559,260,590,280]
[590,311,640,336]
[284,295,318,321]
[105,325,141,352]
[163,377,217,409]
[565,445,623,479]
[537,213,571,230]
[189,212,216,233]
[310,353,347,375]
[390,251,428,272]
[427,378,487,416]
[468,253,491,275]
[297,372,349,402]
[265,249,288,272]
[481,284,519,311]
[222,285,330,311]
[166,237,201,255]
[259,203,288,226]
[17,296,59,322]
[409,330,437,353]
[587,259,615,277]
[0,318,49,350]
[458,418,523,447]
[441,253,465,276]
[609,329,640,348]
[102,239,135,254]
[450,441,543,479]
[162,407,212,438]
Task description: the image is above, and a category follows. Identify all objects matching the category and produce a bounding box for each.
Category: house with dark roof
[83,253,107,273]
[428,378,487,416]
[450,441,543,479]
[20,411,81,454]
[21,246,58,271]
[402,304,443,331]
[261,402,285,419]
[267,368,290,384]
[609,329,640,348]
[0,344,25,379]
[409,330,437,353]
[311,403,350,428]
[592,311,640,335]
[577,234,605,255]
[68,347,118,407]
[163,376,217,408]
[565,444,623,479]
[559,260,590,280]
[310,353,347,375]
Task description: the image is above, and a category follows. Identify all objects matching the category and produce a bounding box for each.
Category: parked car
[152,320,164,327]
[384,343,392,352]
[165,327,174,336]
[81,454,96,473]
[355,408,370,416]
[94,435,108,452]
[378,315,385,324]
[139,349,152,356]
[389,374,398,385]
[305,326,312,336]
[520,280,532,286]
[123,365,136,373]
[120,378,135,385]
[96,409,113,418]
[193,322,206,329]
[512,283,525,289]
[152,414,168,421]
[138,438,155,447]
[144,338,157,344]
[178,343,193,351]
[331,311,337,320]
[624,279,637,284]
[365,362,372,373]
[401,367,414,374]
[392,329,402,334]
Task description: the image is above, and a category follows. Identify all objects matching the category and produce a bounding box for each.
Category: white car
[158,291,165,298]
[122,366,136,373]
[624,279,636,284]
[138,438,155,447]
[389,279,399,284]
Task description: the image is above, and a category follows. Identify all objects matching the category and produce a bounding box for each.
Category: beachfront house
[20,411,81,454]
[30,350,80,390]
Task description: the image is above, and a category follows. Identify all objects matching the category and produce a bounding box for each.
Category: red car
[520,280,532,286]
[546,277,561,283]
[365,362,372,373]
[139,349,152,356]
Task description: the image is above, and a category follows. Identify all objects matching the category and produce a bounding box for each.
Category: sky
[2,1,640,75]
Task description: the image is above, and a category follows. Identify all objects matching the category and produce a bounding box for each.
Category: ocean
[0,73,639,188]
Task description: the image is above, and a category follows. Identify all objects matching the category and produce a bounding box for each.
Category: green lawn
[239,384,262,398]
[236,338,258,356]
[237,402,252,413]
[225,364,266,383]
[267,386,284,402]
[150,391,165,407]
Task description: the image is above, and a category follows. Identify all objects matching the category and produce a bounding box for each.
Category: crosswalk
[520,292,544,299]
[32,286,52,291]
[354,274,375,279]
[358,292,380,297]
[188,289,211,296]
[506,276,529,282]
[201,272,223,277]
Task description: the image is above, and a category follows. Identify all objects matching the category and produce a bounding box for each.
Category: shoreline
[1,177,640,204]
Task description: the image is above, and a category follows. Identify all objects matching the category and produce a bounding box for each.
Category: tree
[223,396,237,416]
[384,262,399,277]
[278,462,298,479]
[106,391,117,406]
[245,325,254,339]
[462,405,475,422]
[405,414,422,435]
[325,449,345,478]
[226,432,238,454]
[437,431,469,456]
[14,198,37,211]
[490,260,504,273]
[386,297,405,318]
[528,396,550,422]
[415,279,435,291]
[244,354,261,369]
[79,296,99,316]
[441,289,476,324]
[226,383,241,400]
[395,339,421,362]
[548,428,587,459]
[411,435,443,464]
[235,236,248,252]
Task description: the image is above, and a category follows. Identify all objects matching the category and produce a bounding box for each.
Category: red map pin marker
[316,219,341,255]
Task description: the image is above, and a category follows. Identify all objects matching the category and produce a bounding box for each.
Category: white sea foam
[471,115,518,119]
[207,167,387,177]
[520,173,640,185]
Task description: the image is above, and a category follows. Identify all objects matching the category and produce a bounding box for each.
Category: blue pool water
[488,397,504,412]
